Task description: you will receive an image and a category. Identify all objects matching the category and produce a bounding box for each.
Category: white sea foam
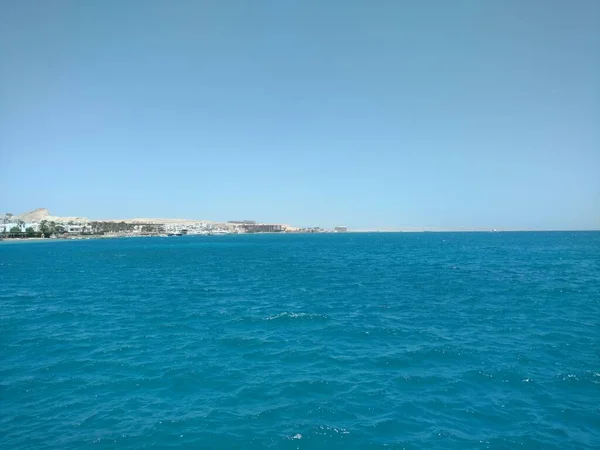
[263,312,326,321]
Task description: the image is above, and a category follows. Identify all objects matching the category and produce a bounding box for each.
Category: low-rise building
[67,225,86,233]
[25,223,40,232]
[0,223,18,233]
[243,224,283,233]
[0,222,39,233]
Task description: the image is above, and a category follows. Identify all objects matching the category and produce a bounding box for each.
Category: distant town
[0,209,348,240]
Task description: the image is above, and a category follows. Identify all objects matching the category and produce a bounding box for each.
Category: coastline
[2,229,598,246]
[0,234,160,244]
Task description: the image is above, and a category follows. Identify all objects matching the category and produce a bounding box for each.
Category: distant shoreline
[2,229,598,245]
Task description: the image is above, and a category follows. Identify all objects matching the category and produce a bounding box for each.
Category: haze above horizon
[1,1,598,230]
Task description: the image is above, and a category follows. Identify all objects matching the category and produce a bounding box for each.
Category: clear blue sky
[1,1,598,229]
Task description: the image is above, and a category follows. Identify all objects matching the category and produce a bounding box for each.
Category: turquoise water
[1,232,599,449]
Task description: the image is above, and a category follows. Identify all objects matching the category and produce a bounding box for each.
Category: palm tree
[40,220,49,237]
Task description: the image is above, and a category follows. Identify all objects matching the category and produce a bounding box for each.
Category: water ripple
[1,232,599,449]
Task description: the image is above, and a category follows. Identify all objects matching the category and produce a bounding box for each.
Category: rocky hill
[15,208,51,222]
[16,208,90,224]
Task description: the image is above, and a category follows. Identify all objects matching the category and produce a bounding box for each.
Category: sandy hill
[16,208,90,224]
[16,208,51,222]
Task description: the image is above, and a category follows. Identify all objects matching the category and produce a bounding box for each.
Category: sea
[1,232,599,449]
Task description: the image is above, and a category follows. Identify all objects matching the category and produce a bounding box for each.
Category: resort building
[243,224,284,233]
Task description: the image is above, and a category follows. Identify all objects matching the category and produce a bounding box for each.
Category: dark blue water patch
[1,232,600,449]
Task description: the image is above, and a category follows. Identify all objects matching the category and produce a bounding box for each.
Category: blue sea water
[1,232,599,449]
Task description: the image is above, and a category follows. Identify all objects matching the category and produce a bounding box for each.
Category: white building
[66,225,88,233]
[1,223,26,232]
[0,223,17,233]
[1,222,42,233]
[25,223,40,232]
